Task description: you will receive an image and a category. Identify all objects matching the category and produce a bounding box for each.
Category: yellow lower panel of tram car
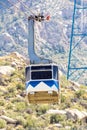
[28,91,59,103]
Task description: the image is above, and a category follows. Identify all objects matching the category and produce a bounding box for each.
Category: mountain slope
[0,0,87,84]
[0,52,87,129]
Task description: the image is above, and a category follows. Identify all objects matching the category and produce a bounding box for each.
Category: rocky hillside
[0,0,87,84]
[0,52,87,129]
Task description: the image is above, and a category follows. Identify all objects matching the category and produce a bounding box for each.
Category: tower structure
[67,0,87,84]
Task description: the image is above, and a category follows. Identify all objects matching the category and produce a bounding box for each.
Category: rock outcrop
[0,66,15,76]
[47,109,87,122]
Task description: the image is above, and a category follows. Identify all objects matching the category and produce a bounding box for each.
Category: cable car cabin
[25,64,59,103]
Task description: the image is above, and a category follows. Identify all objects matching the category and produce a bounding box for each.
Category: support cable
[16,0,35,15]
[8,0,28,18]
[0,1,12,11]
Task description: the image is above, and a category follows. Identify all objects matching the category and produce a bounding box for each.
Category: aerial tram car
[25,14,60,103]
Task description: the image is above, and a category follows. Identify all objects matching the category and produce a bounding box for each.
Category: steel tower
[67,0,87,84]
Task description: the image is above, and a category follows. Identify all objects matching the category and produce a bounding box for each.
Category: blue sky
[0,0,10,9]
[0,0,17,10]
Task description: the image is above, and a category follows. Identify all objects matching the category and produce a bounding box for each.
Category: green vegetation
[0,53,87,129]
[15,102,27,112]
[0,119,6,128]
[36,104,49,116]
[16,83,24,91]
[75,90,85,98]
[50,114,66,124]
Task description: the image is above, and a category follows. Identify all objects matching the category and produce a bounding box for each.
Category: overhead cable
[8,0,28,18]
[16,0,35,15]
[0,1,11,11]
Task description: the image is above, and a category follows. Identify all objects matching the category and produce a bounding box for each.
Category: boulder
[47,109,66,115]
[66,109,87,121]
[47,109,87,123]
[53,123,63,128]
[0,66,15,76]
[80,102,87,109]
[0,115,17,124]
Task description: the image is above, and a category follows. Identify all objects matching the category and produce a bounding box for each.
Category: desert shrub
[60,75,70,88]
[61,94,66,103]
[15,125,24,130]
[26,115,37,128]
[65,119,74,127]
[36,105,49,116]
[6,103,13,109]
[8,86,16,93]
[0,92,4,96]
[4,92,14,99]
[16,83,24,90]
[82,93,87,100]
[16,116,27,127]
[0,77,8,86]
[36,121,47,128]
[20,74,25,82]
[0,119,6,128]
[0,100,5,106]
[15,102,27,111]
[10,71,16,76]
[11,97,22,103]
[75,90,85,98]
[50,114,66,124]
[6,125,16,130]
